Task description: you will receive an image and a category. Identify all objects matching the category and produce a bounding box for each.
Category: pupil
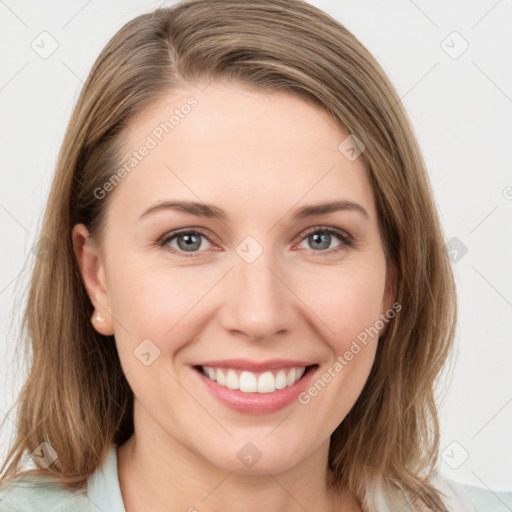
[311,232,330,250]
[178,234,200,251]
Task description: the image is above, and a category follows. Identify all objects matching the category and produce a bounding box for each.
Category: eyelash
[156,226,354,259]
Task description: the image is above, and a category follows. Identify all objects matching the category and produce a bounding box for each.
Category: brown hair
[0,1,456,510]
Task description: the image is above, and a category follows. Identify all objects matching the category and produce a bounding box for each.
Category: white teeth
[225,369,239,390]
[216,368,226,386]
[275,370,287,389]
[257,371,275,393]
[286,368,296,386]
[200,366,307,393]
[239,371,257,392]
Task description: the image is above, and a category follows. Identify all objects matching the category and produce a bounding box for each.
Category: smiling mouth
[193,364,318,394]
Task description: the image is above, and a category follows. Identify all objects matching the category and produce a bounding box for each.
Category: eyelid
[295,225,354,247]
[157,225,354,257]
[156,227,217,255]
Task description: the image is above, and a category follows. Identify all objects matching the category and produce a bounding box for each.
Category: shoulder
[0,445,125,512]
[431,473,512,512]
[0,475,89,512]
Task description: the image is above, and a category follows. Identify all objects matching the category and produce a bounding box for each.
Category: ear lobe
[72,223,114,336]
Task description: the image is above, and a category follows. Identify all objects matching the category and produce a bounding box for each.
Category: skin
[73,81,395,512]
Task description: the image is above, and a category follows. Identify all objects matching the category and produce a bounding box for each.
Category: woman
[0,0,485,510]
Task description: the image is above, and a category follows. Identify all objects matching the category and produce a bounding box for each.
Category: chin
[202,443,307,476]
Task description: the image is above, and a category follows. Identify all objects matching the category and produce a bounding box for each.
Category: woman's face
[75,81,394,474]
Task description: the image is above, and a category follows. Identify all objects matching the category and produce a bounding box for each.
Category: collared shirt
[0,446,125,512]
[0,444,510,511]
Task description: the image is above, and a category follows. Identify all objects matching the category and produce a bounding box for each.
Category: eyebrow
[139,199,369,222]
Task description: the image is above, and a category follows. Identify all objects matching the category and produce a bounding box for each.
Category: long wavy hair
[0,1,457,510]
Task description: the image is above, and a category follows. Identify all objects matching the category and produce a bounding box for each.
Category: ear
[72,223,114,336]
[379,261,398,337]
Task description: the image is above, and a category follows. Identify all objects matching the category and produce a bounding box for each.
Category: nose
[219,249,297,341]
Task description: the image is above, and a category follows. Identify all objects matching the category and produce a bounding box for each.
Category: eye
[158,229,213,257]
[157,226,353,258]
[295,226,353,254]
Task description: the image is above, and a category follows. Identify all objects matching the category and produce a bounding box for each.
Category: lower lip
[192,365,319,415]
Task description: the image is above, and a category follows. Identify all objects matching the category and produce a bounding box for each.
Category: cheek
[105,250,211,338]
[290,264,386,435]
[334,276,384,344]
[296,258,387,350]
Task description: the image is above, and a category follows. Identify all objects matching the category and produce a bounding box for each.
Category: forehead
[110,82,375,223]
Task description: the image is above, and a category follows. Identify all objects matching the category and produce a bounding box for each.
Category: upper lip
[193,359,317,372]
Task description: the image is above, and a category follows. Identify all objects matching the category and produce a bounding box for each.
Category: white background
[1,0,511,493]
